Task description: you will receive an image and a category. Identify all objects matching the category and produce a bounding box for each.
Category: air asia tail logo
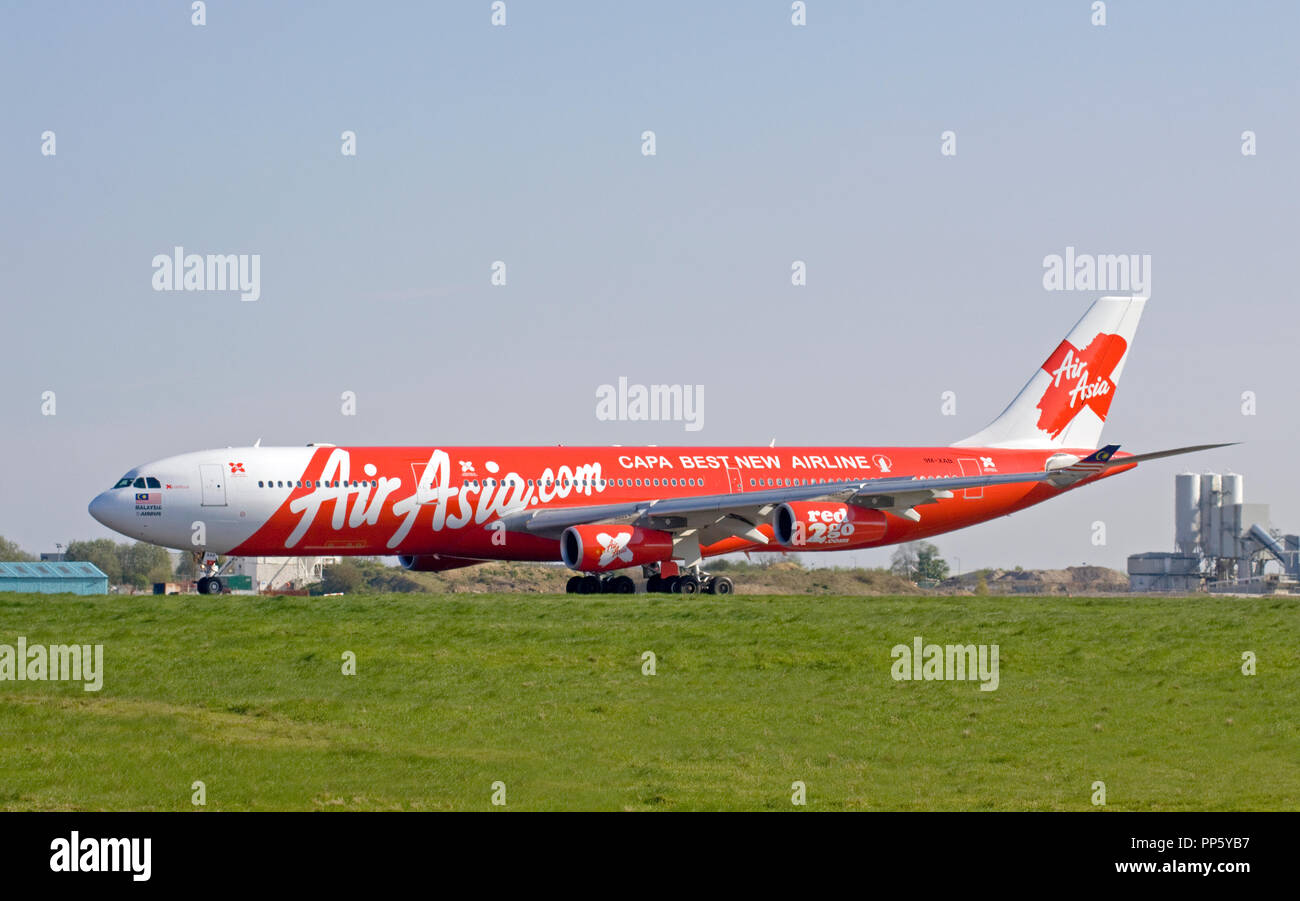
[1036,333,1127,439]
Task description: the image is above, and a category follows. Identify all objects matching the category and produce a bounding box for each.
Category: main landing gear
[563,565,737,595]
[645,572,734,595]
[566,574,636,594]
[642,562,734,595]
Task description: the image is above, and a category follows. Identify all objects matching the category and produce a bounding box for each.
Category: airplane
[88,295,1228,596]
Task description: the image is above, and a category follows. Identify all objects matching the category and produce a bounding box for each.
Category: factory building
[1128,473,1299,593]
[224,556,339,593]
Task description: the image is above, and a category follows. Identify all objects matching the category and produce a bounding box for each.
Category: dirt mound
[940,565,1129,595]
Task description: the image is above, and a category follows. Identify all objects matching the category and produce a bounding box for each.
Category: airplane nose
[88,492,114,528]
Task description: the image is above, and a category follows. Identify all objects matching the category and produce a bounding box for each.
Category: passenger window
[258,481,264,488]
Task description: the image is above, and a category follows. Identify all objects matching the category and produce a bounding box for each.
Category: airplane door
[957,458,982,499]
[200,464,228,506]
[726,466,743,493]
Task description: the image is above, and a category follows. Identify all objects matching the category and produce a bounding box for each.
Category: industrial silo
[1222,472,1244,506]
[1200,473,1221,559]
[1220,473,1244,559]
[1175,472,1200,557]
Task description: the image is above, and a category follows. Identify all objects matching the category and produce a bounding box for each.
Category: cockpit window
[113,477,134,489]
[133,477,147,489]
[146,477,161,488]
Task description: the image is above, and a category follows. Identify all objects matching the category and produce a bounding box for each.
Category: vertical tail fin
[953,295,1147,450]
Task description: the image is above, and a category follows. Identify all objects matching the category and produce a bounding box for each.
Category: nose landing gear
[193,551,233,595]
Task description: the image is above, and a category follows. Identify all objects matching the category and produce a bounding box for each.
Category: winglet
[1047,443,1120,487]
[1084,444,1120,464]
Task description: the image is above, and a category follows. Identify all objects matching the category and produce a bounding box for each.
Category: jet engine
[772,502,888,548]
[560,524,674,572]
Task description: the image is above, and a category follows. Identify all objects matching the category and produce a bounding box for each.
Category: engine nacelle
[560,525,674,572]
[397,554,480,573]
[773,502,888,548]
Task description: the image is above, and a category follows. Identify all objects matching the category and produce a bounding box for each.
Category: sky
[2,1,1297,573]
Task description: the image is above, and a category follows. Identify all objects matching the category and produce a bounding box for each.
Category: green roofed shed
[0,561,109,595]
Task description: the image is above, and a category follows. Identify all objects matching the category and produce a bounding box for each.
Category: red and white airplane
[89,296,1225,595]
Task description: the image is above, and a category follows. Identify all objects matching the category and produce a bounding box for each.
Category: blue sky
[2,1,1297,571]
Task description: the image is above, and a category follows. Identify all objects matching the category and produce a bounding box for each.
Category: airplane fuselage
[88,443,1127,561]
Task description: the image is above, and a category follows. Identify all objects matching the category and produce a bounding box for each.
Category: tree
[322,560,365,594]
[175,553,197,581]
[119,542,172,589]
[0,536,35,561]
[890,541,949,582]
[915,543,950,581]
[65,539,123,583]
[889,543,918,578]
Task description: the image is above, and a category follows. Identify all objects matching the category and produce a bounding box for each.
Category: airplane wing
[494,443,1235,553]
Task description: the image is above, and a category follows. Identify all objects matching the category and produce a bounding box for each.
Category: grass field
[0,591,1296,811]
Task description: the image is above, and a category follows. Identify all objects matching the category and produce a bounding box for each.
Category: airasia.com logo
[1035,333,1127,439]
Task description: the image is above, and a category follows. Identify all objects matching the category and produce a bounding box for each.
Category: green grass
[0,591,1295,810]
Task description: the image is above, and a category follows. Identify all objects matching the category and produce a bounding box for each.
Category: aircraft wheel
[566,576,583,594]
[202,577,223,595]
[666,576,682,594]
[712,576,734,596]
[613,575,635,594]
[196,577,209,594]
[678,575,700,595]
[582,575,601,594]
[646,575,664,593]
